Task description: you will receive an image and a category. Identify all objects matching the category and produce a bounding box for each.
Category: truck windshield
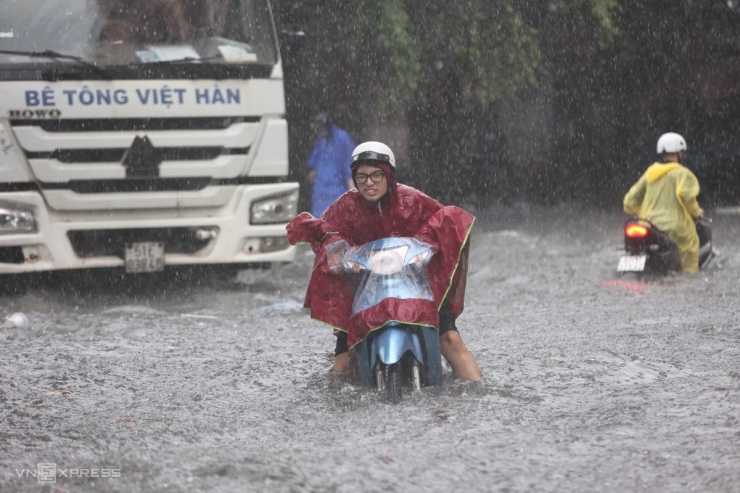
[0,0,278,67]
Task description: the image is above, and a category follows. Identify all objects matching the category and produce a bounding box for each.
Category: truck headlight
[250,190,298,224]
[0,204,36,234]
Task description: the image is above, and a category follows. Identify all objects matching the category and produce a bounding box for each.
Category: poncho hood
[646,162,682,183]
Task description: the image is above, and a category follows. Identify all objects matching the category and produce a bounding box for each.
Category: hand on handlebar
[327,252,342,272]
[324,240,350,274]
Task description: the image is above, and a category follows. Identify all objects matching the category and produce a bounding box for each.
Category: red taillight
[625,224,649,238]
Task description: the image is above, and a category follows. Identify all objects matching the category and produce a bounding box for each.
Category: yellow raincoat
[623,162,702,273]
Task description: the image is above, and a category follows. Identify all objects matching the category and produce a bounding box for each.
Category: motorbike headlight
[250,190,298,225]
[365,246,409,275]
[0,204,36,234]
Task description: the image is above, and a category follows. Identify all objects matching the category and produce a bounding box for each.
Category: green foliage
[405,0,542,106]
[271,0,622,107]
[375,0,423,110]
[556,0,622,42]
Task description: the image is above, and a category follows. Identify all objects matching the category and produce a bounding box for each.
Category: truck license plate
[125,242,165,273]
[617,255,646,272]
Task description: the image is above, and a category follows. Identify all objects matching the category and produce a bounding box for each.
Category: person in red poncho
[286,141,482,381]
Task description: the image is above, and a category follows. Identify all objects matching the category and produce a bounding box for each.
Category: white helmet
[350,141,396,168]
[656,132,687,154]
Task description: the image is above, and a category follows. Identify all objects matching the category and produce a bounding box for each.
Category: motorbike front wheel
[387,363,402,404]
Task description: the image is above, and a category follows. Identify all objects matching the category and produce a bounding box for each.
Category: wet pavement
[1,204,739,492]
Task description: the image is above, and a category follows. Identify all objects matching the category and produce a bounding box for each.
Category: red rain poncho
[287,182,475,349]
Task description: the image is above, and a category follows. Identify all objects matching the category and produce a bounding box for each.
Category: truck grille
[7,112,288,212]
[68,227,217,258]
[27,147,230,163]
[10,117,260,189]
[63,178,212,193]
[0,247,25,264]
[12,117,255,132]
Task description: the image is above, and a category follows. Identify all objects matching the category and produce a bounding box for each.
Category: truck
[0,0,298,275]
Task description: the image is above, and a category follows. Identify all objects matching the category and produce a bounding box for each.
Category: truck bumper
[0,183,298,274]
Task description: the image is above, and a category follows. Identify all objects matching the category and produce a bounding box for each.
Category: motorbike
[617,216,717,277]
[338,237,445,403]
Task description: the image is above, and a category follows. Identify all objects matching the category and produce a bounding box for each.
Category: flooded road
[1,205,739,492]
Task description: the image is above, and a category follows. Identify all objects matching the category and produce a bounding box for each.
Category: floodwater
[1,205,739,492]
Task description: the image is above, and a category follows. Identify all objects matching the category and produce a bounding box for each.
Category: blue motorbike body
[343,237,444,388]
[353,324,444,387]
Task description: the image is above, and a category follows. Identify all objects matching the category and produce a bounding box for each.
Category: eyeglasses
[354,171,385,184]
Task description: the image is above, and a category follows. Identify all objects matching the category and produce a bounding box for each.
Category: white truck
[0,0,298,274]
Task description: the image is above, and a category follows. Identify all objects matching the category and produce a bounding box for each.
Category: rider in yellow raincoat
[623,133,704,273]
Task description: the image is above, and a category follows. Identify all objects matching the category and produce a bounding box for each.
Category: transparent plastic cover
[326,237,437,316]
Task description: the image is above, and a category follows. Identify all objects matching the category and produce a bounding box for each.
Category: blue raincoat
[307,125,355,217]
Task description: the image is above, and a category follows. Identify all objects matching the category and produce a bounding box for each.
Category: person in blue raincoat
[306,113,355,217]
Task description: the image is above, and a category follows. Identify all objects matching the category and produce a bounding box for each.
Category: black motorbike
[617,216,717,277]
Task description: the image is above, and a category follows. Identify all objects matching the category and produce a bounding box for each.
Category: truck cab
[0,0,298,274]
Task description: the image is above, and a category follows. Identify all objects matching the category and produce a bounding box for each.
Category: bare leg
[331,350,356,375]
[331,352,349,373]
[440,331,482,381]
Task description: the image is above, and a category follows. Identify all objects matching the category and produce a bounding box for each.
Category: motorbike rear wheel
[387,363,402,404]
